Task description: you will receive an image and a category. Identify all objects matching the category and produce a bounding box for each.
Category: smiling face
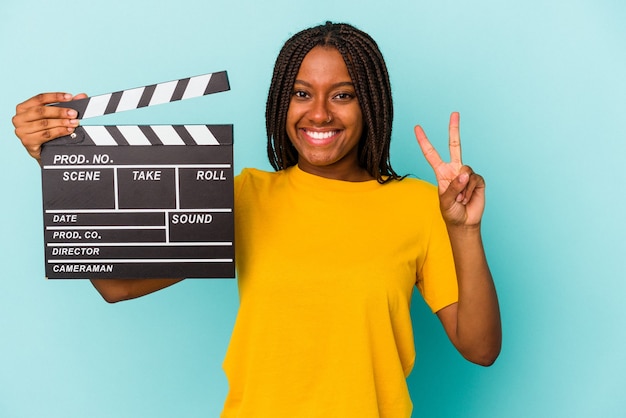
[286,46,372,181]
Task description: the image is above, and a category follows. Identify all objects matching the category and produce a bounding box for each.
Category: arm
[13,93,185,302]
[415,112,501,366]
[435,228,501,366]
[91,278,184,303]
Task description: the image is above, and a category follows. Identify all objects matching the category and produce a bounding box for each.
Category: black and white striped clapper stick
[41,71,234,280]
[52,70,229,119]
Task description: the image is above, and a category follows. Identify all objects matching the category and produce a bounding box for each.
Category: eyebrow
[294,80,355,89]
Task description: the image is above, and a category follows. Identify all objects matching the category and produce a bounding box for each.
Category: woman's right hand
[12,92,87,161]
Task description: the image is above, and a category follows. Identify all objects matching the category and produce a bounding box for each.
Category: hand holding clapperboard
[41,71,234,279]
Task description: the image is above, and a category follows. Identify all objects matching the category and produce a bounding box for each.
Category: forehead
[296,46,353,82]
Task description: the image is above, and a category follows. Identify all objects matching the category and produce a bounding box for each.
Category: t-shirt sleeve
[416,199,459,313]
[234,169,250,206]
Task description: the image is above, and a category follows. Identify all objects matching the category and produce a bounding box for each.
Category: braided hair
[266,21,402,183]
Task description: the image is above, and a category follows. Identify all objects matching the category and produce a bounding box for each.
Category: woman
[13,22,500,418]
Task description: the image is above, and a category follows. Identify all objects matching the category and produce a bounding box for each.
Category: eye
[333,92,355,101]
[292,90,310,99]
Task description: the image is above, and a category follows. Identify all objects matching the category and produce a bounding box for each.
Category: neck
[296,161,375,182]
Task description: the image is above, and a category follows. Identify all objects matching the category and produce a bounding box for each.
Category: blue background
[1,1,625,417]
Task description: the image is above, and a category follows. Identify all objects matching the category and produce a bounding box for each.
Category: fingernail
[63,93,72,100]
[70,119,79,126]
[459,173,469,183]
[456,193,464,202]
[68,110,77,118]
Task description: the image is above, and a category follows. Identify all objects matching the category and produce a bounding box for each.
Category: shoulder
[235,167,286,198]
[235,167,281,186]
[235,167,281,180]
[378,176,442,218]
[384,176,438,199]
[236,167,272,180]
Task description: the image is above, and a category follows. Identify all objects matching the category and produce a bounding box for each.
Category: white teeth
[306,130,337,139]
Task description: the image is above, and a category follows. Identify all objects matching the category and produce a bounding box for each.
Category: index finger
[448,111,462,165]
[414,124,444,170]
[16,92,75,113]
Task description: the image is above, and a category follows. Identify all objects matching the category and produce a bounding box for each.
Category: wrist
[446,221,481,234]
[446,222,484,247]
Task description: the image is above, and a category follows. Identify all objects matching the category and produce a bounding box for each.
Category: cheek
[285,109,297,140]
[286,103,301,131]
[351,108,364,139]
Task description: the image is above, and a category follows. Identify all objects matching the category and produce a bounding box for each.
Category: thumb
[441,172,469,208]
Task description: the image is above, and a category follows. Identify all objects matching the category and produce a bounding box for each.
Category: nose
[308,97,332,124]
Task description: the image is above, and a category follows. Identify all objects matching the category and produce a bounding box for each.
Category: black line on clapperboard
[104,91,123,115]
[171,77,191,101]
[172,126,196,146]
[138,126,163,145]
[105,126,130,146]
[137,84,157,109]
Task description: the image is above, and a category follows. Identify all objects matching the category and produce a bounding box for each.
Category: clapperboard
[40,71,234,279]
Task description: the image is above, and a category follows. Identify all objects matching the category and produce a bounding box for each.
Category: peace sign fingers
[448,111,462,166]
[414,112,486,227]
[414,123,445,172]
[414,112,464,192]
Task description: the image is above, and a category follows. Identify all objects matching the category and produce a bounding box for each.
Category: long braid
[266,22,402,183]
[345,28,396,181]
[266,35,311,170]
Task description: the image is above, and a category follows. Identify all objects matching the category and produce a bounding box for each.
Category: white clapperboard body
[41,71,234,279]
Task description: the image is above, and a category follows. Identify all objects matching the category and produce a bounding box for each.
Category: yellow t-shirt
[222,166,458,417]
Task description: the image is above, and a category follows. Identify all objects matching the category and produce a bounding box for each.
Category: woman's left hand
[414,112,485,228]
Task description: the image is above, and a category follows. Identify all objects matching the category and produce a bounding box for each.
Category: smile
[303,129,339,140]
